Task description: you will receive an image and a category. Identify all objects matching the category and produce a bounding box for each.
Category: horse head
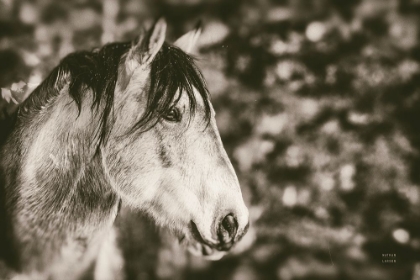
[101,19,249,260]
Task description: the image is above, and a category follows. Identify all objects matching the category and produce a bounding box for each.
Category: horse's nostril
[218,214,238,244]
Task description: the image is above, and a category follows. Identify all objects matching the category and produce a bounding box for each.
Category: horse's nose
[217,214,238,246]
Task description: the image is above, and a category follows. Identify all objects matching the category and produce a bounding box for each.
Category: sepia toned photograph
[1,0,420,279]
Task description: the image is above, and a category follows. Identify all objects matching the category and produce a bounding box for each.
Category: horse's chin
[174,221,227,261]
[187,242,227,261]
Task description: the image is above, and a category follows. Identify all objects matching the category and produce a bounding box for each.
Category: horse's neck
[0,89,119,269]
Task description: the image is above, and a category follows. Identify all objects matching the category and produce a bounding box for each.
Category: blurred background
[2,0,420,279]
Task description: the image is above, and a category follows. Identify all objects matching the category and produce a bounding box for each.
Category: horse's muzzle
[190,214,250,253]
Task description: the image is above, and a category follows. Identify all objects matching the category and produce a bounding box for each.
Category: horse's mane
[21,41,211,150]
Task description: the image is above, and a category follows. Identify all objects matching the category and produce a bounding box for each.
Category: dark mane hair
[134,42,211,131]
[20,41,211,151]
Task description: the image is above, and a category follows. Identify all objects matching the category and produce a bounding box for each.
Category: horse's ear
[173,21,201,53]
[126,18,166,72]
[143,18,167,64]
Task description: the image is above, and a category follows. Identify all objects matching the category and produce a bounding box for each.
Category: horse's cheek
[106,132,163,204]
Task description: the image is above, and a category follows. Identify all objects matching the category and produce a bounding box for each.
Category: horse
[0,19,249,279]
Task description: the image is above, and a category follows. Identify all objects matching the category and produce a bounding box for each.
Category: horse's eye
[163,107,182,122]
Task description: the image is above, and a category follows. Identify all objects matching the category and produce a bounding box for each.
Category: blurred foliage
[2,0,420,279]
